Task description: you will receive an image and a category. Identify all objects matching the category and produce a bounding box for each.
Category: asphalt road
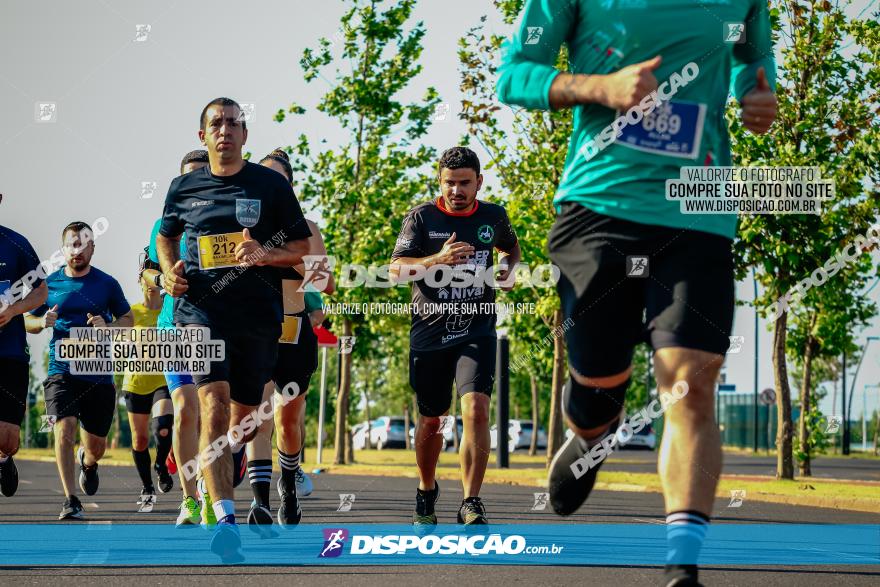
[0,459,877,586]
[590,449,880,481]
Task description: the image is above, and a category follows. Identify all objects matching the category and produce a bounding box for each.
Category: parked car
[370,416,413,449]
[563,423,657,450]
[352,421,370,450]
[490,422,518,453]
[515,420,547,450]
[620,423,656,450]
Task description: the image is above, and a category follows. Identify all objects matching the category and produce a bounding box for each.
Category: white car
[370,416,412,449]
[514,420,547,450]
[621,424,656,450]
[490,422,518,453]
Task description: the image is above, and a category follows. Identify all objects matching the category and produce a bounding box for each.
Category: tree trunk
[798,335,815,477]
[529,372,539,456]
[333,318,353,464]
[772,312,794,479]
[363,389,371,451]
[345,426,354,463]
[546,309,566,467]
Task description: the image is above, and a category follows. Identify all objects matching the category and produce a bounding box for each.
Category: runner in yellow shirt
[122,257,175,510]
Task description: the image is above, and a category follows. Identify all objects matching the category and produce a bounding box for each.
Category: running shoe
[165,450,178,475]
[663,565,702,586]
[155,462,173,494]
[138,487,157,512]
[247,500,276,538]
[232,448,247,489]
[197,477,217,529]
[294,467,313,497]
[0,455,19,497]
[77,447,99,496]
[457,496,488,525]
[210,515,244,563]
[276,478,301,527]
[59,495,84,520]
[412,482,440,527]
[176,496,201,528]
[547,421,618,516]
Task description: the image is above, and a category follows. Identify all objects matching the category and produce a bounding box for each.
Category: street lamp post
[846,336,879,454]
[753,268,759,453]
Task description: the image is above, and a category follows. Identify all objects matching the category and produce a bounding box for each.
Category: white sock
[213,498,235,522]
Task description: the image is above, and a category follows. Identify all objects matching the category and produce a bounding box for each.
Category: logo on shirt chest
[428,231,451,240]
[477,225,494,244]
[236,198,261,227]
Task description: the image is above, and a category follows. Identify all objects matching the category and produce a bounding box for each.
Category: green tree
[459,3,572,465]
[731,0,880,479]
[283,0,440,463]
[786,275,876,474]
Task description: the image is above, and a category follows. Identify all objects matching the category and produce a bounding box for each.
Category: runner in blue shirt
[26,221,133,520]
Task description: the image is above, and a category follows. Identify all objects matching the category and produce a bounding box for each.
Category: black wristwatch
[153,273,163,288]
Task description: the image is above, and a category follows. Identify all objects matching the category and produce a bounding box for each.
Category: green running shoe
[176,496,201,528]
[457,496,488,525]
[198,477,217,529]
[412,482,440,527]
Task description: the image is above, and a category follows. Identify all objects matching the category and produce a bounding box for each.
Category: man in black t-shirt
[156,98,311,560]
[391,147,520,526]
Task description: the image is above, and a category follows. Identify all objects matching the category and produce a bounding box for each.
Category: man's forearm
[262,240,310,268]
[24,314,45,334]
[156,234,181,274]
[549,73,608,110]
[141,269,161,287]
[499,243,522,268]
[109,313,134,328]
[389,255,439,283]
[8,283,48,318]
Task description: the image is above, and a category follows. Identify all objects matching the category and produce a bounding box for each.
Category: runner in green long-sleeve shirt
[497,0,776,239]
[497,3,777,586]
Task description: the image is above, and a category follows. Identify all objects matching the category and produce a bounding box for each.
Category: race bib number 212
[197,232,245,270]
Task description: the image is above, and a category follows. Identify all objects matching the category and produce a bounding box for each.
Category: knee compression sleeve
[151,414,173,437]
[563,377,629,430]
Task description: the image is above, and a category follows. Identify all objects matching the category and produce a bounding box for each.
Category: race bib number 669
[615,101,706,159]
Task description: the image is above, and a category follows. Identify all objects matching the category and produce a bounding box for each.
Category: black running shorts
[124,386,171,415]
[0,358,29,426]
[547,204,734,378]
[44,373,117,437]
[409,336,496,417]
[191,323,279,407]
